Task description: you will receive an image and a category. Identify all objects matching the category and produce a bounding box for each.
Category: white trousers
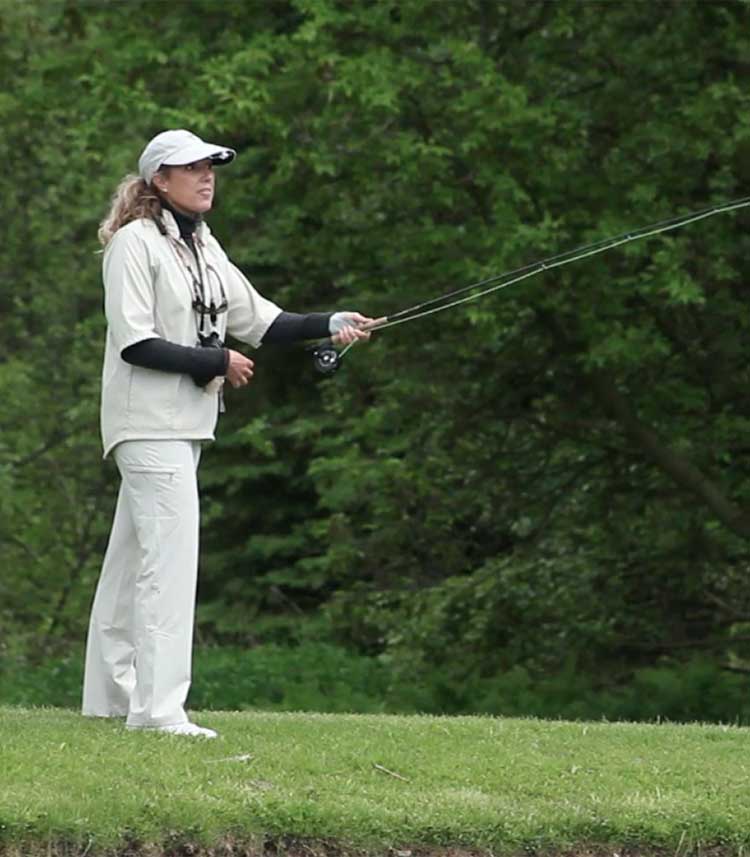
[82,440,202,727]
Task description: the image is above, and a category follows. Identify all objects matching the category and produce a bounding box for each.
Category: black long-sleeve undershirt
[121,339,229,387]
[121,201,332,384]
[121,312,333,385]
[261,311,332,344]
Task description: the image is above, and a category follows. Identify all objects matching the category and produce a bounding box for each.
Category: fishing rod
[310,194,750,375]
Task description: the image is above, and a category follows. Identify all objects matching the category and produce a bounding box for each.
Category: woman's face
[155,158,215,215]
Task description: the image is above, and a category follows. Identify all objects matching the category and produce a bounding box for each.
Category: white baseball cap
[138,129,236,184]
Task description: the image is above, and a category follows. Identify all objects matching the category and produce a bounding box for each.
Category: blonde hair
[97,173,164,246]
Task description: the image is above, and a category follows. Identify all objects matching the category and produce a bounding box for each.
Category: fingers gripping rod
[312,195,750,374]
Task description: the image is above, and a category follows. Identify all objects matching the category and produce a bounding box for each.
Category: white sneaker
[157,722,218,739]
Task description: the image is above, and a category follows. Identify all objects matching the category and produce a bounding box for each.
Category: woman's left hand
[329,312,384,346]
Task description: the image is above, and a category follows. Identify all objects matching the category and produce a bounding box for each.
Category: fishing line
[311,194,750,373]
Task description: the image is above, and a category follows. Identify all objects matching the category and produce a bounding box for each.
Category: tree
[3,0,750,710]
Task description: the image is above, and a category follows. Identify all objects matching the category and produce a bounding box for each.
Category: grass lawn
[1,705,749,856]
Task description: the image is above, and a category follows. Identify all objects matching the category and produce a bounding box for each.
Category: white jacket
[100,210,281,457]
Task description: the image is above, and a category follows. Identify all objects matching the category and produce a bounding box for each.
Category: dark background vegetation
[3,0,750,722]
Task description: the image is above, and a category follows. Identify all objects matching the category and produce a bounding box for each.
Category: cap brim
[162,141,236,168]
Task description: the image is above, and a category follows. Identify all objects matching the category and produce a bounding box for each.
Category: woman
[83,129,375,738]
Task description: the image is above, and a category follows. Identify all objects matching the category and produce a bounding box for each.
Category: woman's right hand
[329,312,383,346]
[225,349,254,388]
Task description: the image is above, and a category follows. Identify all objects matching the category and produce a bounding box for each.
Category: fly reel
[311,344,342,375]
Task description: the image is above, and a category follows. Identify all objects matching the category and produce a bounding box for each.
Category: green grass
[2,706,750,856]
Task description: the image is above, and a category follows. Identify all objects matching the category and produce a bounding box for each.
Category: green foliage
[4,644,750,727]
[4,0,750,721]
[0,643,392,714]
[190,643,392,713]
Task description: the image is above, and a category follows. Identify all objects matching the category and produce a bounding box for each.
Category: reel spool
[311,344,341,375]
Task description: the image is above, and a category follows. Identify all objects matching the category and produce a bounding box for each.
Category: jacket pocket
[126,366,180,432]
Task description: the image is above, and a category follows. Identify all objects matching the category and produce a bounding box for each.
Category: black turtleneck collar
[161,199,202,242]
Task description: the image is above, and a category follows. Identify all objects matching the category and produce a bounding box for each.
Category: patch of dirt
[0,838,736,857]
